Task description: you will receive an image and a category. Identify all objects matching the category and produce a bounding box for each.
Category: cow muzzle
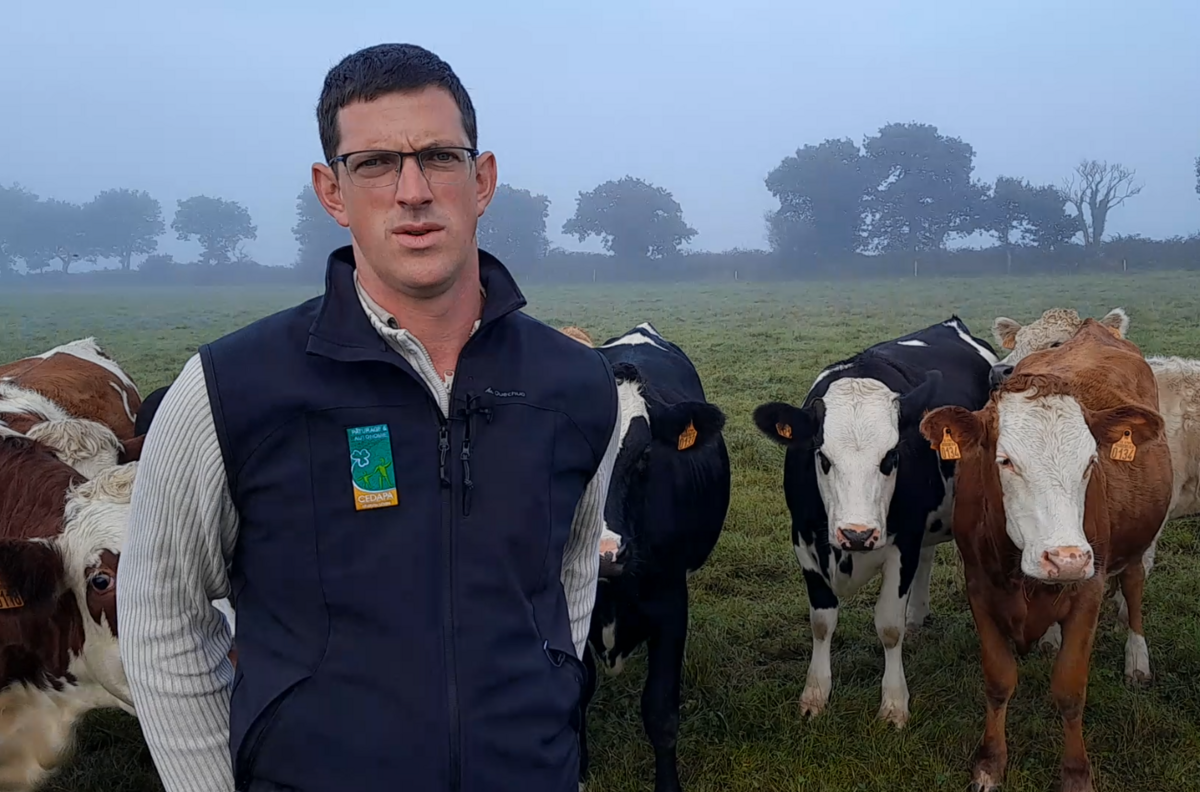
[599,534,625,577]
[1039,545,1094,581]
[989,363,1015,389]
[835,524,881,551]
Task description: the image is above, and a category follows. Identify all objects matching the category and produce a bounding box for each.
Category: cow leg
[1115,528,1161,629]
[876,544,913,728]
[800,569,838,718]
[579,645,598,787]
[905,544,936,632]
[966,596,1017,792]
[1052,588,1102,792]
[1120,560,1152,685]
[640,579,688,792]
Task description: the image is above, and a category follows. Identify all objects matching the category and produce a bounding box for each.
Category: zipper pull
[438,425,450,488]
[460,439,473,515]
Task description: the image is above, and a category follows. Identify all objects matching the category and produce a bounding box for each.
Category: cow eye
[816,450,832,475]
[997,456,1014,470]
[1049,342,1062,348]
[89,572,113,593]
[880,447,899,475]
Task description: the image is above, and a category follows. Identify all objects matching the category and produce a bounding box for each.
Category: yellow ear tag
[0,589,24,610]
[938,427,961,461]
[1110,430,1136,462]
[776,423,793,440]
[677,421,697,451]
[1002,336,1016,350]
[1107,325,1123,339]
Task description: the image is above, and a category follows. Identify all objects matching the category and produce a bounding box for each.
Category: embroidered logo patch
[347,424,398,510]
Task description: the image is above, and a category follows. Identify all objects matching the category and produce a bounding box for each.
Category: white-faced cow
[0,338,146,473]
[0,434,138,791]
[752,316,998,728]
[989,305,1200,645]
[920,319,1172,792]
[565,322,731,792]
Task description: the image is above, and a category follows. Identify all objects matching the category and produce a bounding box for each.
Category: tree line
[4,122,1199,286]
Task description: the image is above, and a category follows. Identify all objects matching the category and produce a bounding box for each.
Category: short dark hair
[316,43,478,164]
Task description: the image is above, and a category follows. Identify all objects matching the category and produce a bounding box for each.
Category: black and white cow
[751,316,998,728]
[575,322,731,792]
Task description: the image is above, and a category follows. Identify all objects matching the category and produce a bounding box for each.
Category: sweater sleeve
[559,387,623,660]
[117,353,240,792]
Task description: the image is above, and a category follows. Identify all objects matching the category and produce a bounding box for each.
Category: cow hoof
[969,770,1001,791]
[1059,766,1094,792]
[1125,668,1152,687]
[878,699,909,729]
[799,686,829,718]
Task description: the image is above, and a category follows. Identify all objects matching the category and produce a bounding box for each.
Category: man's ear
[992,317,1021,351]
[920,405,985,461]
[312,164,350,229]
[474,150,498,218]
[752,399,824,450]
[648,402,725,451]
[1085,404,1164,462]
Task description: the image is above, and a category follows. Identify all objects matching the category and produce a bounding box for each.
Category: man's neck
[356,262,484,379]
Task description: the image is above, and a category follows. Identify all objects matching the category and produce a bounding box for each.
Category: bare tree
[1061,159,1142,253]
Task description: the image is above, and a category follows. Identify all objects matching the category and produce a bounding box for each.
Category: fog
[2,0,1198,273]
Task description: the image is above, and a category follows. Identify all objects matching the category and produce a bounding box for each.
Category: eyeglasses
[330,146,479,188]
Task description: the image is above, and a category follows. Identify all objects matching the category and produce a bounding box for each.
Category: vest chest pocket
[459,404,591,595]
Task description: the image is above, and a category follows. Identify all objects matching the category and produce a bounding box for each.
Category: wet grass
[3,269,1200,792]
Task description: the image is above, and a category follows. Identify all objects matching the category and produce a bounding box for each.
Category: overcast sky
[3,0,1198,268]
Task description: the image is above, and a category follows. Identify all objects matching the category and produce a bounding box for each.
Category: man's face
[313,86,496,298]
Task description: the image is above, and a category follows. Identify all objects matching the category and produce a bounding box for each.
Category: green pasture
[3,270,1200,792]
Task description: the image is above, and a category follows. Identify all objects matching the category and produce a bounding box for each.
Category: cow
[0,434,139,791]
[562,322,731,792]
[751,316,999,728]
[989,305,1200,639]
[919,319,1173,792]
[0,338,146,472]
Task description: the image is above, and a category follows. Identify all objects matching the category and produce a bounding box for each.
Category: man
[118,43,621,792]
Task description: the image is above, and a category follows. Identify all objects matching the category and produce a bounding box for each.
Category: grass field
[4,270,1200,792]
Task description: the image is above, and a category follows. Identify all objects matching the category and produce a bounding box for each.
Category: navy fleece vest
[198,247,618,792]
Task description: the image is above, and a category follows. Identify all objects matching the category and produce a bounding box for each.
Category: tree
[23,198,96,273]
[765,138,872,262]
[292,184,350,280]
[477,183,551,266]
[562,176,696,259]
[83,188,164,270]
[1060,159,1142,254]
[980,176,1076,251]
[861,122,988,254]
[0,183,40,276]
[172,195,257,266]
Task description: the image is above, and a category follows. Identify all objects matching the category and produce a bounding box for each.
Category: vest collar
[306,245,527,364]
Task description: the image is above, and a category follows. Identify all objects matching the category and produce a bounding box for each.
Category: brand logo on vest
[347,423,399,510]
[484,386,525,398]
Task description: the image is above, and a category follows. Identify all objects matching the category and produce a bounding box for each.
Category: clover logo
[350,448,371,469]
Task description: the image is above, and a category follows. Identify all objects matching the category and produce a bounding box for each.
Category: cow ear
[919,405,983,461]
[649,401,725,452]
[753,399,823,449]
[118,434,145,464]
[993,317,1020,351]
[1085,404,1163,462]
[1098,307,1130,339]
[0,540,62,614]
[898,370,942,429]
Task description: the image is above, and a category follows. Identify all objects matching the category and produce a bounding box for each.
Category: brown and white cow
[920,319,1173,792]
[990,305,1200,632]
[0,337,146,475]
[0,434,138,791]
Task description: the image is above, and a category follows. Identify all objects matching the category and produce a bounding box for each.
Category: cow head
[920,374,1161,583]
[0,460,137,710]
[754,371,942,552]
[599,362,726,572]
[990,307,1129,387]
